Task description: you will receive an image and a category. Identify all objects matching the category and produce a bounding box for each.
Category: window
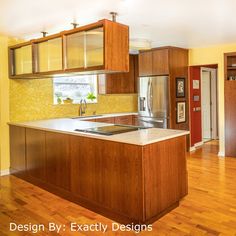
[53,75,97,104]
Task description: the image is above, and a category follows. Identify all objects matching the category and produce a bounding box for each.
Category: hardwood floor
[1,140,236,235]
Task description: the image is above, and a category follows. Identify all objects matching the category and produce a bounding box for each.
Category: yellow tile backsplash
[10,78,138,122]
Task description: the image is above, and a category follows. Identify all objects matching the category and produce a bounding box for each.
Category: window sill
[53,102,98,106]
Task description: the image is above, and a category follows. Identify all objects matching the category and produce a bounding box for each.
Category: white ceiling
[1,0,236,48]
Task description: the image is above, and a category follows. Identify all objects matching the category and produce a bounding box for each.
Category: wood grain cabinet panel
[98,55,138,94]
[10,125,188,224]
[143,135,187,219]
[9,19,129,79]
[132,115,139,126]
[114,115,133,125]
[9,126,26,173]
[45,132,71,190]
[139,49,169,76]
[70,136,143,221]
[95,117,115,123]
[152,49,169,75]
[138,51,153,76]
[225,81,236,157]
[26,128,46,181]
[224,52,236,157]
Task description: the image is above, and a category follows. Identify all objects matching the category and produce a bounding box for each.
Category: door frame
[200,67,218,141]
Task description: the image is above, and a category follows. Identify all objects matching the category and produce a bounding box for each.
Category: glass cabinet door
[37,37,62,72]
[85,27,104,68]
[66,31,85,69]
[14,45,32,75]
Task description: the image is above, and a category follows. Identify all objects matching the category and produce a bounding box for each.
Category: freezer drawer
[137,116,168,128]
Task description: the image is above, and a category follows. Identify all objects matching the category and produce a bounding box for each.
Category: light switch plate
[193,80,200,89]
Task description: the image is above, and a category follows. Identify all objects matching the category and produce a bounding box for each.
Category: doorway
[201,67,218,142]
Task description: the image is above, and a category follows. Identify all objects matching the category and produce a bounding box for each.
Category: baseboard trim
[0,169,10,176]
[190,141,204,152]
[195,141,204,147]
[218,151,225,157]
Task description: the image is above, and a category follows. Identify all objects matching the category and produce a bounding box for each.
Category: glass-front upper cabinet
[36,37,63,72]
[66,31,85,69]
[11,45,33,75]
[65,27,104,70]
[9,19,129,78]
[85,27,104,68]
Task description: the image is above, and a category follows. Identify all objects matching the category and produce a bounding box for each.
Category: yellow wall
[189,43,236,156]
[0,36,10,171]
[10,78,137,122]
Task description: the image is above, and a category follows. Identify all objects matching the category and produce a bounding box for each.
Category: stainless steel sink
[71,115,103,119]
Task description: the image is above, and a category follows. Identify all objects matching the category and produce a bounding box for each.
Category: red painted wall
[189,66,202,146]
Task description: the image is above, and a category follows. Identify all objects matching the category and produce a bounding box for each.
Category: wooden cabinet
[95,117,115,123]
[152,49,169,75]
[225,81,236,157]
[24,128,72,188]
[224,52,236,80]
[45,132,71,190]
[98,54,138,94]
[10,124,188,224]
[26,128,46,181]
[114,115,133,125]
[132,115,139,126]
[66,31,85,69]
[138,47,189,131]
[70,136,143,220]
[86,27,104,67]
[84,115,137,126]
[224,52,236,157]
[9,19,129,79]
[9,43,33,77]
[9,126,26,173]
[139,49,169,76]
[138,51,152,76]
[35,36,63,73]
[65,27,104,70]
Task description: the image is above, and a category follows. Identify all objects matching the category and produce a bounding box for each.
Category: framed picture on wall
[176,77,185,98]
[176,101,186,123]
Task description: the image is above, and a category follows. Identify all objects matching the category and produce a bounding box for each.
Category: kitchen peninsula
[9,118,189,224]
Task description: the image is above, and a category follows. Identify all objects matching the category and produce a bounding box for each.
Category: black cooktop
[75,125,147,136]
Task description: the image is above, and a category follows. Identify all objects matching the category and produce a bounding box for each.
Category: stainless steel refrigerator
[138,76,169,128]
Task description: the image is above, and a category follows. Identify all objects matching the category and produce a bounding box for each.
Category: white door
[201,71,211,139]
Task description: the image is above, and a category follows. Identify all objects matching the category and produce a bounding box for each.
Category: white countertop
[9,118,189,146]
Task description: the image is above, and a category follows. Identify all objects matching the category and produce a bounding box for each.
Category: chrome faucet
[79,99,87,116]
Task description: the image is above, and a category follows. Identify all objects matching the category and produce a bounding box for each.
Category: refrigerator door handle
[140,119,164,123]
[139,97,146,111]
[147,78,151,114]
[150,79,153,111]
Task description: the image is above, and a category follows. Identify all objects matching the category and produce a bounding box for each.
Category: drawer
[114,115,133,125]
[132,115,139,126]
[95,117,115,123]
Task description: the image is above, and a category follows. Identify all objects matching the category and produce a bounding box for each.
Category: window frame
[52,75,98,105]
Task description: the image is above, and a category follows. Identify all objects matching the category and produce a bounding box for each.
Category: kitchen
[1,0,236,235]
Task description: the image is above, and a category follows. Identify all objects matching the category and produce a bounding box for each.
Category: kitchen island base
[9,125,188,224]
